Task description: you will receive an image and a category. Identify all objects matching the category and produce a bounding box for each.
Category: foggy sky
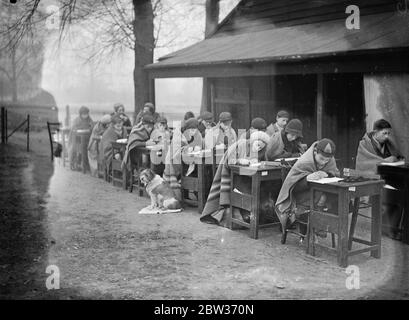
[40,0,240,117]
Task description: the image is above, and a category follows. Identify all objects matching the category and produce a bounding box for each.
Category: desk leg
[227,171,233,230]
[250,174,261,239]
[338,190,349,268]
[81,135,87,174]
[402,181,409,245]
[348,198,360,250]
[370,194,382,258]
[197,163,205,214]
[306,188,315,255]
[122,167,127,190]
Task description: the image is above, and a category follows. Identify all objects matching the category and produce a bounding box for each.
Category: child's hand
[146,140,155,147]
[307,171,328,181]
[237,158,250,166]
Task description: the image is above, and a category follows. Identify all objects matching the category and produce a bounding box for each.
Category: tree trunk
[133,0,154,121]
[11,46,18,103]
[201,0,219,115]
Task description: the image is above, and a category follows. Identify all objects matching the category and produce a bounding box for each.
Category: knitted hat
[157,116,167,124]
[111,114,123,124]
[316,138,336,157]
[100,114,112,124]
[250,131,270,146]
[113,103,124,112]
[251,117,267,130]
[184,118,199,130]
[285,119,303,138]
[200,111,213,121]
[219,112,232,122]
[373,119,392,131]
[277,110,290,119]
[79,106,89,115]
[142,114,155,125]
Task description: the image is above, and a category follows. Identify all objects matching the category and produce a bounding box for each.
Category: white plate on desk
[273,157,299,162]
[146,144,163,150]
[116,139,127,144]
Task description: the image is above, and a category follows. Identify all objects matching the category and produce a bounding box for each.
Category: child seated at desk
[100,115,127,170]
[163,118,203,201]
[265,119,305,161]
[68,106,94,171]
[355,118,405,240]
[200,131,272,227]
[275,138,339,236]
[88,114,111,176]
[148,116,172,175]
[121,114,155,172]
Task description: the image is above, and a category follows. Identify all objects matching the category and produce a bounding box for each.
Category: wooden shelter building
[146,0,409,167]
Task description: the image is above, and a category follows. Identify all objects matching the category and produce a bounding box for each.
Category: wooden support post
[1,107,5,144]
[5,108,7,143]
[27,114,30,152]
[210,82,215,117]
[316,73,323,140]
[149,78,155,105]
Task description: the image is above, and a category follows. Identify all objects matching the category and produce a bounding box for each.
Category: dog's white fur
[140,169,181,210]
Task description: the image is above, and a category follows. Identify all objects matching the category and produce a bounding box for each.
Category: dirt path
[1,131,408,299]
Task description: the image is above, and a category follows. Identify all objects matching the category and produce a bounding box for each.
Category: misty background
[10,0,240,123]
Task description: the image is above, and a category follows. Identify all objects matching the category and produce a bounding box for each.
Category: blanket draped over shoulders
[67,116,94,161]
[274,142,339,226]
[121,124,150,171]
[163,130,203,201]
[265,131,304,160]
[355,132,402,174]
[200,138,254,227]
[87,122,107,175]
[100,126,127,167]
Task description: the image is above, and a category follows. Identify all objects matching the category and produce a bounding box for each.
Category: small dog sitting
[140,169,182,210]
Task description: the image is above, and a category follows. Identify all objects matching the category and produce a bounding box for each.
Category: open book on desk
[379,160,405,166]
[313,177,344,184]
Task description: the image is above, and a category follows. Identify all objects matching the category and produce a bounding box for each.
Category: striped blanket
[163,130,203,201]
[200,139,249,227]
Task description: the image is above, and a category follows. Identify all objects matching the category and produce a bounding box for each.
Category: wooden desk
[73,130,91,173]
[307,179,384,267]
[377,163,409,244]
[91,136,104,178]
[111,141,128,189]
[228,163,282,239]
[129,146,152,196]
[182,150,224,213]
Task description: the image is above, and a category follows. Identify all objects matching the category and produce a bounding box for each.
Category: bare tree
[0,1,45,102]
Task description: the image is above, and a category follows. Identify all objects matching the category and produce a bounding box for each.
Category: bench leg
[370,194,382,259]
[250,175,260,239]
[338,190,349,268]
[348,198,360,250]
